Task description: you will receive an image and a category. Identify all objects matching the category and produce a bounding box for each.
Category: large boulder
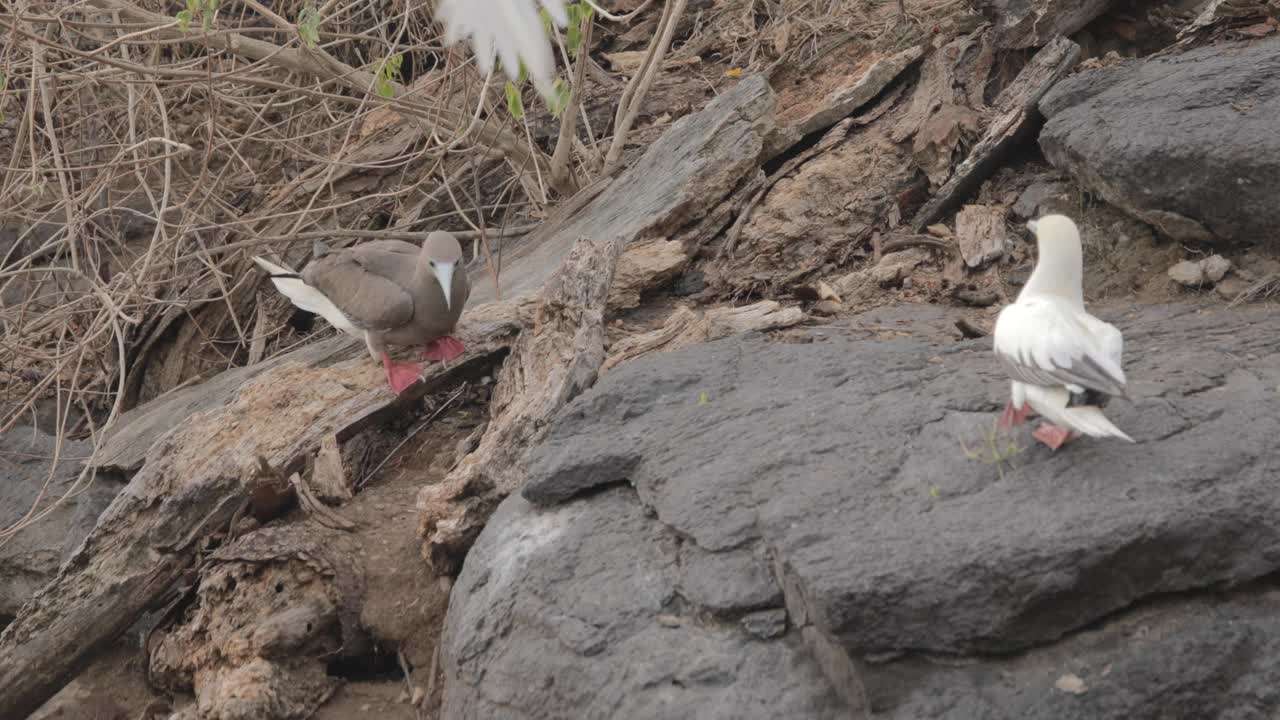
[1039,38,1280,243]
[0,427,116,620]
[442,488,844,719]
[443,303,1280,719]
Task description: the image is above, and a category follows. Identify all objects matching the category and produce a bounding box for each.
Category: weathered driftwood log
[146,523,365,720]
[417,237,623,572]
[912,37,1080,229]
[415,77,781,573]
[979,0,1112,49]
[608,238,688,310]
[0,306,519,720]
[602,301,807,373]
[0,75,783,717]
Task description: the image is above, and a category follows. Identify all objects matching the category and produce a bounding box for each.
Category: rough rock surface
[444,303,1280,719]
[0,427,117,619]
[1040,38,1280,243]
[442,489,844,719]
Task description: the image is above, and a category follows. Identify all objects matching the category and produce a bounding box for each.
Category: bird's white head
[1022,214,1084,305]
[423,231,463,310]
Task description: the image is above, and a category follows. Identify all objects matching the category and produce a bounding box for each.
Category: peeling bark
[417,238,623,573]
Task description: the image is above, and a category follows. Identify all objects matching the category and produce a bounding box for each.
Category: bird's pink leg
[421,336,466,362]
[1031,422,1076,451]
[997,401,1032,429]
[382,353,422,394]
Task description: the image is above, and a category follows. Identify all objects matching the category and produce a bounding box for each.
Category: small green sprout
[504,80,524,120]
[375,53,403,99]
[297,5,322,49]
[959,419,1023,481]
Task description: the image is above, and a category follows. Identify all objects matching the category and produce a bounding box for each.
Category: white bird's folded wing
[436,0,568,98]
[993,296,1127,397]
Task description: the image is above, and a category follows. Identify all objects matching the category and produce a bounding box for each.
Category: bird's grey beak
[1026,219,1039,234]
[433,262,455,311]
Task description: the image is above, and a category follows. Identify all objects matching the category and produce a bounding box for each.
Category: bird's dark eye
[429,260,436,267]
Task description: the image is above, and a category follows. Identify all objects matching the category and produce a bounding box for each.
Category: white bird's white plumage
[251,256,359,336]
[993,215,1134,442]
[436,0,568,99]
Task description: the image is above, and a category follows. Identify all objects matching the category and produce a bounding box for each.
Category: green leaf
[176,8,192,32]
[516,61,528,85]
[697,391,710,405]
[297,5,321,49]
[504,81,524,120]
[545,78,571,117]
[567,22,582,56]
[375,52,403,99]
[200,0,218,31]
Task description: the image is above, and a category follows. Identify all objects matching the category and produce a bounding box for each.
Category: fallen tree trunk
[912,37,1080,229]
[0,75,782,717]
[414,77,782,572]
[418,237,623,572]
[602,301,807,373]
[0,306,519,720]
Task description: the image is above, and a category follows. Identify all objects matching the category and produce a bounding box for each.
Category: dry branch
[604,0,689,173]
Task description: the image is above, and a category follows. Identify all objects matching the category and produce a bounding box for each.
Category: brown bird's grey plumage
[253,231,471,394]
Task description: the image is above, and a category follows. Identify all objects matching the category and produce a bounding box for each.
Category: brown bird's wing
[302,247,415,331]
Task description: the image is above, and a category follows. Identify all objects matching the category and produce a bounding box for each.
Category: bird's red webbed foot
[1032,422,1076,450]
[421,336,466,362]
[381,353,422,394]
[997,401,1032,429]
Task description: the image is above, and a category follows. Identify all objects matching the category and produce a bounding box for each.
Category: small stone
[672,269,706,296]
[1201,254,1232,283]
[1167,260,1205,287]
[955,204,1009,268]
[1054,673,1088,695]
[811,300,842,317]
[1013,180,1069,219]
[1215,276,1248,301]
[740,609,788,640]
[656,614,682,628]
[411,686,426,706]
[870,248,930,285]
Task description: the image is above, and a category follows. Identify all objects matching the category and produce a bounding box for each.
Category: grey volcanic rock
[442,488,844,720]
[0,428,116,619]
[441,303,1280,718]
[865,584,1280,719]
[521,303,1280,661]
[1039,39,1280,243]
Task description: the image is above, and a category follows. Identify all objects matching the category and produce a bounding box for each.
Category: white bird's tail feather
[1024,384,1134,443]
[251,256,358,335]
[1057,405,1134,442]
